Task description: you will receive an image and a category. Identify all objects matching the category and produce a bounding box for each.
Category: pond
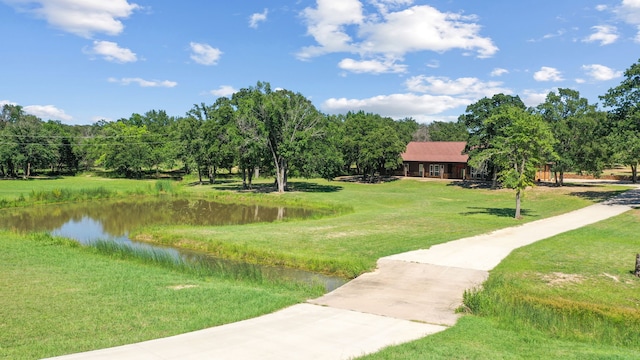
[0,198,346,291]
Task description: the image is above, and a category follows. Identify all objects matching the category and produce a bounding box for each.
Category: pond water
[0,198,346,291]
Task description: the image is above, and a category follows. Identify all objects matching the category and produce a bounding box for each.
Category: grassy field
[0,175,635,358]
[140,178,627,277]
[360,209,640,359]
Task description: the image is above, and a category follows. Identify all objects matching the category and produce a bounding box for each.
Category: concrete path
[48,188,640,360]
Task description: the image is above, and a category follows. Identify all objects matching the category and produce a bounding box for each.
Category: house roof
[401,141,468,163]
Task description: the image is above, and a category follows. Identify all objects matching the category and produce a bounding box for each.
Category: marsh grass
[90,239,271,284]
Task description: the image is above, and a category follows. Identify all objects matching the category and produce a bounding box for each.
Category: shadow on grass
[461,207,532,218]
[447,180,494,189]
[336,175,401,184]
[186,179,239,187]
[568,189,629,203]
[209,181,343,193]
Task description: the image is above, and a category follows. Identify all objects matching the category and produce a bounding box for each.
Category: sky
[1,0,639,125]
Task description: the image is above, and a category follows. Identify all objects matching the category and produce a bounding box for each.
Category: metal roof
[401,141,468,163]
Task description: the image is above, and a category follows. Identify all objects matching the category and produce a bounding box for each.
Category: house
[400,141,470,179]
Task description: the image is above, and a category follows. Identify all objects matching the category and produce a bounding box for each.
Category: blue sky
[1,0,639,125]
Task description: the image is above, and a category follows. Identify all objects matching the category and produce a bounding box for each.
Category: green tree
[460,94,526,187]
[342,111,408,182]
[536,88,607,185]
[413,121,468,142]
[233,82,325,193]
[600,59,640,183]
[4,113,54,178]
[98,121,151,178]
[484,107,555,218]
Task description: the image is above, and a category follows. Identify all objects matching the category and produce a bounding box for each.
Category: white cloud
[189,42,222,65]
[321,74,513,121]
[521,89,553,108]
[533,66,564,82]
[108,77,177,88]
[322,93,471,122]
[583,25,618,45]
[298,1,497,62]
[298,0,364,59]
[338,57,407,74]
[1,100,73,121]
[0,99,17,107]
[582,64,623,81]
[4,0,140,38]
[210,85,237,97]
[490,68,509,77]
[614,0,640,41]
[86,40,137,63]
[405,75,510,98]
[426,60,440,68]
[23,104,72,121]
[249,9,268,29]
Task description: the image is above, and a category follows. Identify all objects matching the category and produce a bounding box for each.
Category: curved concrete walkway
[48,187,640,360]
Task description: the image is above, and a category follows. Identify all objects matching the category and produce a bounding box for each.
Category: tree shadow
[568,189,629,203]
[287,181,343,193]
[446,180,495,189]
[209,180,343,193]
[336,175,401,184]
[461,207,533,218]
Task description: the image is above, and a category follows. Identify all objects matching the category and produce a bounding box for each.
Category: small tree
[485,107,555,219]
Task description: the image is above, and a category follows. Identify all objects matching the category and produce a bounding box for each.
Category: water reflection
[0,199,345,291]
[0,198,314,235]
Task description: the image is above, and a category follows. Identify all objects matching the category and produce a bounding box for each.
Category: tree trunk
[635,254,640,277]
[632,164,638,184]
[197,167,203,185]
[491,164,498,189]
[241,168,247,189]
[559,170,564,186]
[514,189,522,219]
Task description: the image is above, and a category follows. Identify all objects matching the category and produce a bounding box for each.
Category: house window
[429,164,440,177]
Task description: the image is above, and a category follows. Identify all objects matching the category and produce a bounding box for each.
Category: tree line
[0,82,416,192]
[2,59,640,198]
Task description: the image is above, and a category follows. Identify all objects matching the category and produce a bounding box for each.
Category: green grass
[359,210,640,359]
[0,232,323,359]
[360,316,640,360]
[140,179,627,277]
[0,175,634,358]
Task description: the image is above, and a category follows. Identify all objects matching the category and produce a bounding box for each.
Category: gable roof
[401,141,468,163]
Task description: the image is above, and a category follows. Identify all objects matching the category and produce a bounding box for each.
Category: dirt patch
[168,285,198,290]
[540,272,585,286]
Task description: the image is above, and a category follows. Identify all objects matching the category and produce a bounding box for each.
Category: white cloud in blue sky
[189,42,222,66]
[0,0,637,124]
[85,40,138,63]
[249,9,268,29]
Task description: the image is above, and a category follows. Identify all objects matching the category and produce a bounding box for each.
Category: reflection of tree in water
[0,199,315,235]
